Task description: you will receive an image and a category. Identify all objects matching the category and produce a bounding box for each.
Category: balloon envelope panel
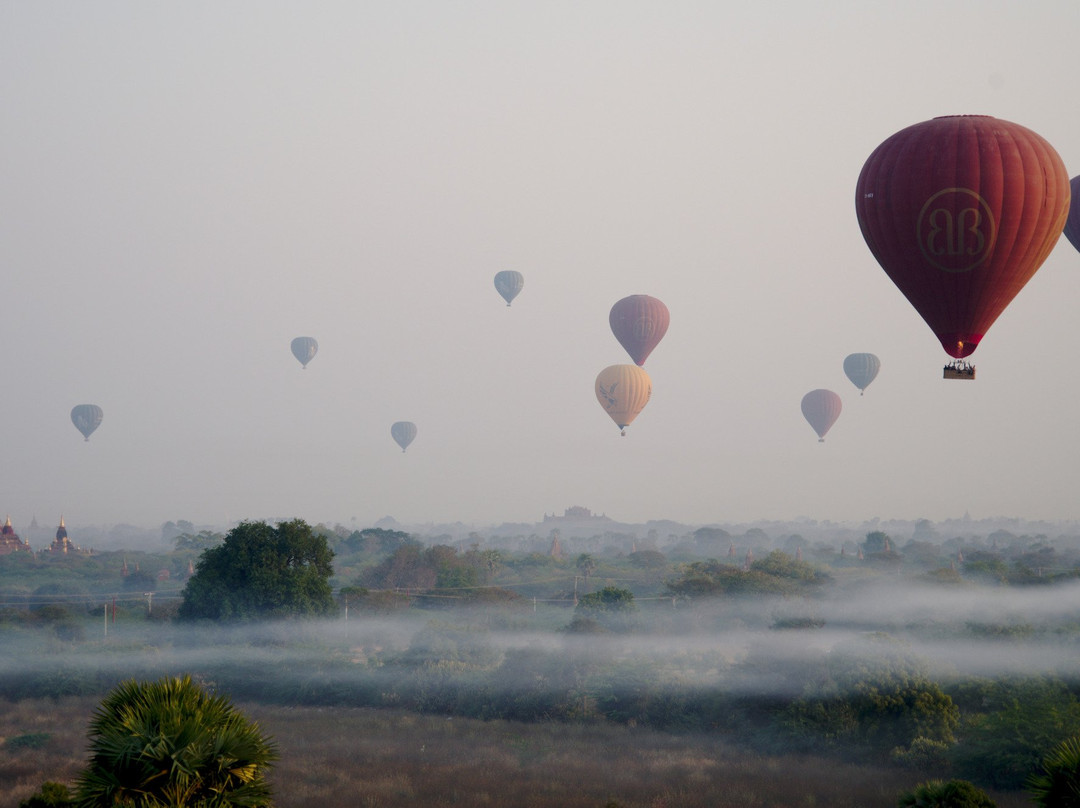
[609,295,670,366]
[71,404,103,441]
[494,271,524,306]
[595,364,652,433]
[843,353,881,393]
[855,115,1069,359]
[391,421,417,452]
[291,337,318,368]
[801,389,841,441]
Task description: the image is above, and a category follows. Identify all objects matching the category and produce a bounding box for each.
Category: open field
[1,697,1029,808]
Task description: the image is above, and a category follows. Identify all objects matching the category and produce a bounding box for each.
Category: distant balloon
[1063,176,1080,255]
[494,271,524,306]
[856,115,1069,361]
[391,421,417,452]
[843,353,881,395]
[801,390,841,442]
[609,295,669,366]
[71,404,103,442]
[595,364,652,436]
[291,337,318,369]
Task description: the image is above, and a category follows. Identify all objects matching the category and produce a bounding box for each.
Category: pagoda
[0,516,30,554]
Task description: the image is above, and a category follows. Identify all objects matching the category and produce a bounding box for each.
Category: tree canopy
[74,675,278,807]
[178,519,335,621]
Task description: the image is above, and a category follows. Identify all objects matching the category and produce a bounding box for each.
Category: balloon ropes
[801,390,841,443]
[494,271,524,306]
[595,364,651,436]
[855,115,1069,378]
[843,353,880,395]
[71,405,103,442]
[291,337,318,369]
[609,295,669,366]
[391,421,417,452]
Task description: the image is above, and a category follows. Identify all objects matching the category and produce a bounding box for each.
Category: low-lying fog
[7,577,1080,700]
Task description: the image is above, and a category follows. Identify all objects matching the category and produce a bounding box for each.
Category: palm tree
[897,779,996,807]
[74,675,278,807]
[1028,737,1080,807]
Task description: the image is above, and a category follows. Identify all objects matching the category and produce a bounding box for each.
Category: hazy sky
[3,1,1080,531]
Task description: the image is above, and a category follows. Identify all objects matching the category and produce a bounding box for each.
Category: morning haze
[5,6,1080,803]
[3,2,1080,532]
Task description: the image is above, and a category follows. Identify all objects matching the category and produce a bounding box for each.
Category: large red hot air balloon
[609,295,669,366]
[1063,176,1080,255]
[855,115,1069,364]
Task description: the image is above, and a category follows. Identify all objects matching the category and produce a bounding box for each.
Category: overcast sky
[3,1,1080,531]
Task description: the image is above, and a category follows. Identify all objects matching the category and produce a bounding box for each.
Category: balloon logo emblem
[916,188,996,273]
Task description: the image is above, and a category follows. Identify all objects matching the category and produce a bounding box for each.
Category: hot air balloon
[494,271,524,306]
[391,421,417,452]
[609,295,669,366]
[71,404,103,442]
[843,353,881,395]
[595,364,651,436]
[801,390,841,442]
[291,337,318,369]
[1063,175,1080,255]
[855,115,1069,376]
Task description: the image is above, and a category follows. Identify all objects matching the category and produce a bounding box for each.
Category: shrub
[896,779,995,807]
[18,781,72,808]
[1027,736,1080,807]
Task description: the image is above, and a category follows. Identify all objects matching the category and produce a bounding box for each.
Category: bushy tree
[570,586,637,632]
[1028,737,1080,806]
[897,779,995,807]
[18,782,72,808]
[784,635,958,759]
[358,543,484,596]
[74,675,278,807]
[951,676,1080,790]
[179,519,334,621]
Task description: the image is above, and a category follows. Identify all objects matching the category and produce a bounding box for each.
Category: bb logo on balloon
[916,188,996,273]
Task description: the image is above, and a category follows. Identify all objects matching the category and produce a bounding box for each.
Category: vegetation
[8,522,1080,805]
[1027,737,1080,807]
[18,782,72,808]
[178,520,334,621]
[897,779,996,807]
[75,675,278,807]
[3,699,1030,808]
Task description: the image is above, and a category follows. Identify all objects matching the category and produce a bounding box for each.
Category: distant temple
[48,516,72,554]
[548,529,563,559]
[542,506,610,522]
[0,516,30,555]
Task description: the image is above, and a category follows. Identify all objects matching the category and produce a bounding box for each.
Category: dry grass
[0,697,91,807]
[1,698,1030,808]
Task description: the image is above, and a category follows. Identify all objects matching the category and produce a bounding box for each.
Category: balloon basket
[943,362,976,380]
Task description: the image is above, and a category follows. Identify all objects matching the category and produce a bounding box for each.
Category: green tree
[18,782,72,808]
[576,553,598,584]
[951,676,1080,790]
[74,675,278,807]
[174,530,224,552]
[864,530,892,553]
[571,586,637,633]
[897,779,995,807]
[1028,737,1080,807]
[784,635,958,759]
[178,519,334,621]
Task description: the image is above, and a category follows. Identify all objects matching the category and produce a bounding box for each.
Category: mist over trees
[10,515,1080,805]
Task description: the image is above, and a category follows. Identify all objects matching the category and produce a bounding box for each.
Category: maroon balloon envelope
[1063,176,1080,256]
[609,295,670,366]
[855,115,1069,359]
